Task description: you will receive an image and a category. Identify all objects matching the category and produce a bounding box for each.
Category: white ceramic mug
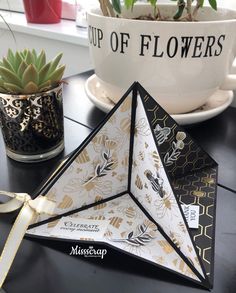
[87,4,236,114]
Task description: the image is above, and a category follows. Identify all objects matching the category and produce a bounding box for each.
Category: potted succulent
[87,1,236,114]
[0,49,65,162]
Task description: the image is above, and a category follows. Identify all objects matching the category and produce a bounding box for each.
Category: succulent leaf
[0,49,65,94]
[25,50,34,65]
[0,86,7,93]
[2,57,15,72]
[24,81,39,94]
[39,62,51,84]
[22,64,39,87]
[38,80,51,91]
[15,52,23,73]
[0,78,5,87]
[3,83,24,94]
[37,50,46,70]
[0,66,22,87]
[48,65,65,84]
[17,60,28,77]
[7,49,15,64]
[47,53,63,77]
[32,49,37,63]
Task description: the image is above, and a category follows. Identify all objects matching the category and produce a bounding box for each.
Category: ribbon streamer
[0,191,55,288]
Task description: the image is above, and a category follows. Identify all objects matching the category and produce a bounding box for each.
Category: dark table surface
[0,70,236,293]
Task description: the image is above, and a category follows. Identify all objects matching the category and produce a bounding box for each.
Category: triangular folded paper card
[26,82,217,289]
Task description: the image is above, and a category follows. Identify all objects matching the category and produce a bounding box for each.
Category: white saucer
[85,74,234,126]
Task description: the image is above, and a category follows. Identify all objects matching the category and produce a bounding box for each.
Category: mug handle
[220,59,236,90]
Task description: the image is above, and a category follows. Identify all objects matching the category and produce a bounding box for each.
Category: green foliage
[101,0,218,20]
[208,0,217,10]
[0,49,65,94]
[112,0,121,13]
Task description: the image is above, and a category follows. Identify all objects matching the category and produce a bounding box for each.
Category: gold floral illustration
[164,131,186,166]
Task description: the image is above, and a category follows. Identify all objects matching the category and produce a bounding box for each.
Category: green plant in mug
[0,49,65,94]
[98,0,218,21]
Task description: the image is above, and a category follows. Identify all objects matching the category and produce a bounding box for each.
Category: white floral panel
[36,96,132,223]
[27,194,200,282]
[130,95,204,278]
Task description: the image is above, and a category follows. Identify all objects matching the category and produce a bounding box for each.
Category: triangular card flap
[32,84,135,226]
[137,84,217,179]
[28,193,203,286]
[130,91,208,285]
[137,83,217,288]
[173,166,217,287]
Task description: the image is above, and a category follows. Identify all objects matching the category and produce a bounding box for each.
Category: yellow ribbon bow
[0,191,56,288]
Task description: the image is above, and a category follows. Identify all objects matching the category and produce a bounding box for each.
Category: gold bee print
[135,174,143,190]
[158,240,174,254]
[120,231,127,238]
[155,256,165,265]
[109,217,123,229]
[94,195,107,210]
[76,167,83,174]
[89,215,106,220]
[121,154,129,167]
[134,118,151,137]
[120,97,132,112]
[116,174,126,182]
[104,230,113,238]
[125,206,136,218]
[187,245,193,253]
[172,259,195,276]
[133,160,137,168]
[47,218,60,228]
[152,151,161,169]
[80,237,94,241]
[178,221,187,233]
[120,117,131,134]
[155,193,178,219]
[46,188,57,201]
[145,194,152,204]
[108,115,116,124]
[57,195,73,209]
[138,151,145,161]
[170,231,183,249]
[75,149,90,164]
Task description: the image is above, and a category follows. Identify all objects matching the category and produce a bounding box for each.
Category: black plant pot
[0,84,64,162]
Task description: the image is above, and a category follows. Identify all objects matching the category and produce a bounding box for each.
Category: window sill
[0,10,88,47]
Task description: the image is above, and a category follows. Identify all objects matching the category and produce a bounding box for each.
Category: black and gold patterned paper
[27,83,217,289]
